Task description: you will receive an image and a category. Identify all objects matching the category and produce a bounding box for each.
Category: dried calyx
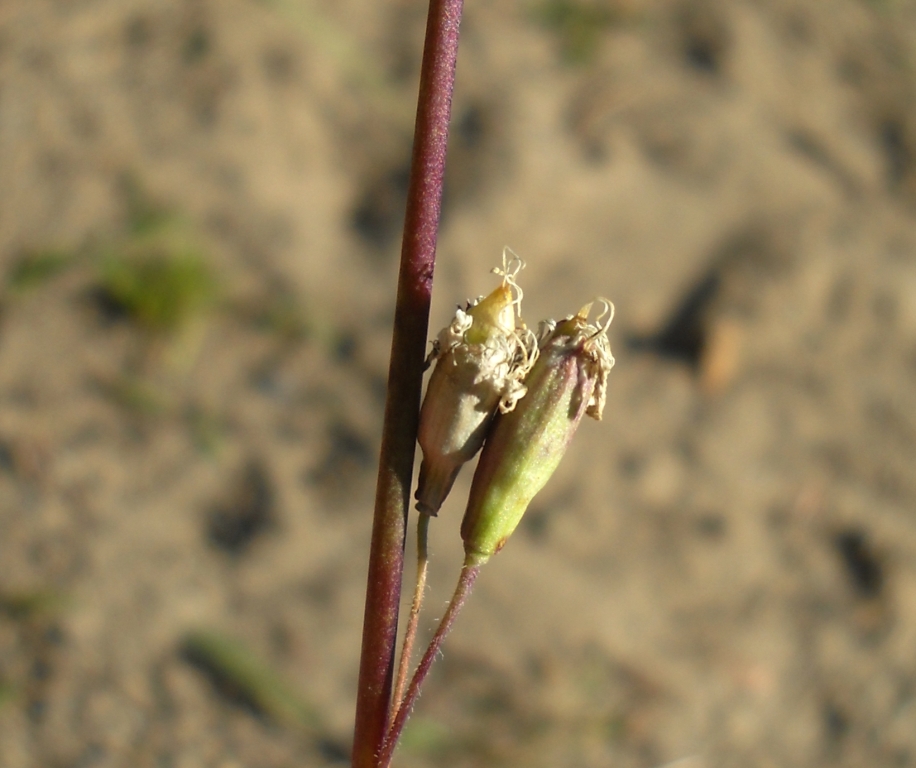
[461,300,615,565]
[415,251,538,516]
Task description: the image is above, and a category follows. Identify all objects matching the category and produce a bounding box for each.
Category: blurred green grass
[533,0,624,64]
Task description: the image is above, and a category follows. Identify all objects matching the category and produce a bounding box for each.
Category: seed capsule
[461,301,614,564]
[415,255,536,516]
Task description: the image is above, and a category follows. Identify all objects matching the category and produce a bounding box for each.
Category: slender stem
[378,562,482,768]
[390,513,432,726]
[351,1,465,766]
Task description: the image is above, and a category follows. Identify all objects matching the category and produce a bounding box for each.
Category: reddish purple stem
[379,563,481,768]
[351,1,465,767]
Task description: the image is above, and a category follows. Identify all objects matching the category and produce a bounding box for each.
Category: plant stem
[390,513,431,726]
[378,561,481,768]
[351,1,465,766]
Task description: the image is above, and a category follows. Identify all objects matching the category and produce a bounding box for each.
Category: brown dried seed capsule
[461,300,614,564]
[415,255,537,516]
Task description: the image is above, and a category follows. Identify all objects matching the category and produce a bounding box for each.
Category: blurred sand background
[2,0,916,766]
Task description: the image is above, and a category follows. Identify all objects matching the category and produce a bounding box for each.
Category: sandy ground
[2,1,916,766]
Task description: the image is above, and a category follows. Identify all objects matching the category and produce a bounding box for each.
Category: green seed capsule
[461,301,614,564]
[415,258,537,516]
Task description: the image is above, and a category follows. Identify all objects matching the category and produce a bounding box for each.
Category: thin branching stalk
[351,1,465,766]
[379,562,482,768]
[390,513,431,726]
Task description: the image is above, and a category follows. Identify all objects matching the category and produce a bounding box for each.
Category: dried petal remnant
[415,256,536,516]
[461,301,614,564]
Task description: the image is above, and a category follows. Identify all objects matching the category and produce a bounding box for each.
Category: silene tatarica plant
[381,254,615,768]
